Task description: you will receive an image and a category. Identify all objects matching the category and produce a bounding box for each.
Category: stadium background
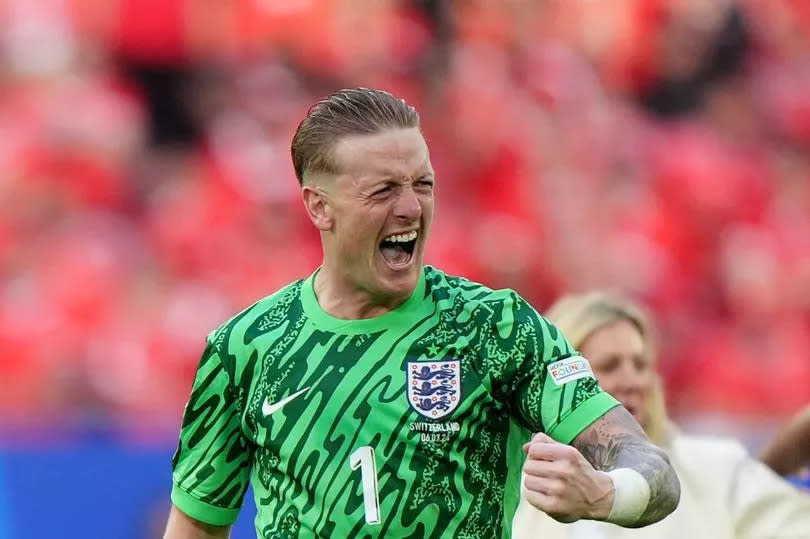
[0,0,809,537]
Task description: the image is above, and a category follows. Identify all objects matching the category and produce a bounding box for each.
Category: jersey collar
[300,267,428,334]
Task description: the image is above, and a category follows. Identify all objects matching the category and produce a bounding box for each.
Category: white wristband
[605,468,651,526]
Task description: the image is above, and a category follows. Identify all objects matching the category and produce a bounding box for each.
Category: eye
[415,178,434,190]
[633,356,650,372]
[596,355,620,374]
[372,185,393,197]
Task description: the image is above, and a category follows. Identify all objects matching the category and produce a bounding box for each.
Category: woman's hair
[545,291,672,446]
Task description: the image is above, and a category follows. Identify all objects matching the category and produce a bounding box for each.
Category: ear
[302,185,333,231]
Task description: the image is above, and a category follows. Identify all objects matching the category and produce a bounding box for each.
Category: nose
[625,365,649,391]
[393,186,422,221]
[616,361,646,392]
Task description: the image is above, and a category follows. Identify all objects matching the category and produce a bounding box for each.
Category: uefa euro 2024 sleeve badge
[407,360,461,419]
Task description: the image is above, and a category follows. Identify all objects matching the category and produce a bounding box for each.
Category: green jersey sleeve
[482,291,620,443]
[171,339,253,526]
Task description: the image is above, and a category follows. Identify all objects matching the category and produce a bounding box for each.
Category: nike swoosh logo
[262,387,310,417]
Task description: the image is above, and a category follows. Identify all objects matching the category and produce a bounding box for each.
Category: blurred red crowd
[1,0,809,432]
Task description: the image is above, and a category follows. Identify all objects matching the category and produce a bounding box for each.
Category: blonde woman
[513,292,810,539]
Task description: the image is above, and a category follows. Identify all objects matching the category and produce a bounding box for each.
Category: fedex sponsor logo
[547,356,594,386]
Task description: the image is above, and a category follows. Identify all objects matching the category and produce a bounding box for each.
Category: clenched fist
[522,432,615,523]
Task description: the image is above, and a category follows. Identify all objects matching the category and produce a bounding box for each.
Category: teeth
[383,231,418,243]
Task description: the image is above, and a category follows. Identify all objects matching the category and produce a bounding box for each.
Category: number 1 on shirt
[349,446,381,525]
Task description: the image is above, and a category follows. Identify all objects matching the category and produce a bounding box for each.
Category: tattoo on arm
[572,407,681,526]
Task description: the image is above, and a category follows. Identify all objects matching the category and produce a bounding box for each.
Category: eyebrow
[369,172,433,184]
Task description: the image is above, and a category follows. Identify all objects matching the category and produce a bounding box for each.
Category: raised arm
[522,406,680,528]
[572,406,680,526]
[758,404,810,476]
[164,505,231,539]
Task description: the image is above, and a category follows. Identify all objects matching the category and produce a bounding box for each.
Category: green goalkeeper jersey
[171,266,619,538]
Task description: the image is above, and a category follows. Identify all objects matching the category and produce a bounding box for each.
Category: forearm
[572,407,681,527]
[759,405,810,476]
[611,435,679,526]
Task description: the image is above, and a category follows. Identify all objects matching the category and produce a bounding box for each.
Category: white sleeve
[730,454,810,539]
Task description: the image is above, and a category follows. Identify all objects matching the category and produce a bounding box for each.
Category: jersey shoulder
[425,265,538,318]
[424,266,571,360]
[207,279,305,353]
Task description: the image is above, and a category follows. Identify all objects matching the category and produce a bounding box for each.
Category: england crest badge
[406,360,461,419]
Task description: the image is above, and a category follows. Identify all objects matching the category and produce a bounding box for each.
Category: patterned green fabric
[171,266,619,538]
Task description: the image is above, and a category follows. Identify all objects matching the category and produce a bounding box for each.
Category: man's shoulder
[425,266,523,304]
[207,278,306,347]
[425,266,540,324]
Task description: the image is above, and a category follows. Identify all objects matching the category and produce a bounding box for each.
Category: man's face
[322,127,435,304]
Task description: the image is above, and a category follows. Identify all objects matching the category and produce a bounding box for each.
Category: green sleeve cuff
[171,483,241,526]
[547,392,622,444]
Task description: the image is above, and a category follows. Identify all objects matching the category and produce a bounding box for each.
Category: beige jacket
[513,433,810,539]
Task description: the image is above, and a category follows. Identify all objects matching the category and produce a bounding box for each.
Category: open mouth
[379,230,418,267]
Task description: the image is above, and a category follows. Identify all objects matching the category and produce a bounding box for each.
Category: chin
[376,261,421,298]
[384,267,420,291]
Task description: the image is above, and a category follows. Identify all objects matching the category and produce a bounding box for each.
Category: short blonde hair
[291,88,420,184]
[545,291,671,446]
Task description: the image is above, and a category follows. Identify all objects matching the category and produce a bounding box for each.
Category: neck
[313,264,412,320]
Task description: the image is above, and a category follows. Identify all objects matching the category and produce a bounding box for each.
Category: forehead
[331,128,432,181]
[583,319,646,356]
